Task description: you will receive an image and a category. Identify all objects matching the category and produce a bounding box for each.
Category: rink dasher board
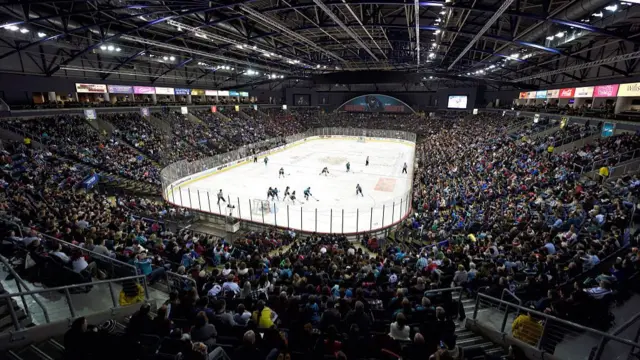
[164,135,415,199]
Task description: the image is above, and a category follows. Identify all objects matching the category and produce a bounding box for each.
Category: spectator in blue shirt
[134,253,166,284]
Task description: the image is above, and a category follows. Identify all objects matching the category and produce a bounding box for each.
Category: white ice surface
[170,138,414,233]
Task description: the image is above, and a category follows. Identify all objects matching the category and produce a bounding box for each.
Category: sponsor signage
[560,117,569,129]
[140,107,150,117]
[536,91,547,99]
[617,82,640,97]
[559,88,575,98]
[174,88,190,95]
[155,87,174,95]
[133,86,155,94]
[602,122,615,137]
[574,86,594,98]
[217,90,229,96]
[240,92,249,97]
[84,109,97,120]
[205,90,218,96]
[519,92,527,99]
[191,89,204,96]
[534,114,540,123]
[526,91,537,99]
[76,83,107,93]
[229,90,239,96]
[180,107,188,115]
[472,108,478,115]
[234,105,240,112]
[282,104,288,110]
[82,174,100,189]
[211,106,217,113]
[107,85,133,94]
[593,84,619,98]
[546,89,560,98]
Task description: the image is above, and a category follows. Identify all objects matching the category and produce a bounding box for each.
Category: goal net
[251,199,272,216]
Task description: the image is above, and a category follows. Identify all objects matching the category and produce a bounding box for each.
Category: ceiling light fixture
[37,32,46,38]
[107,45,114,51]
[4,25,19,31]
[605,5,617,12]
[116,47,121,52]
[100,45,107,50]
[19,28,29,33]
[170,56,175,61]
[163,56,168,60]
[555,32,565,37]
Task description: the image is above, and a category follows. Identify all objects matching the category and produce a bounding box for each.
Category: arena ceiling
[0,0,639,91]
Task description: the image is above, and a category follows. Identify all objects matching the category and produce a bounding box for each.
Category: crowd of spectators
[2,108,640,360]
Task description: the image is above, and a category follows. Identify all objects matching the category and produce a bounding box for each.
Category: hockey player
[319,167,329,176]
[365,156,369,166]
[267,187,274,201]
[289,190,297,204]
[346,161,351,173]
[356,184,363,197]
[284,186,291,198]
[273,187,280,201]
[304,187,312,201]
[402,162,408,174]
[264,156,269,166]
[254,155,258,163]
[279,167,285,178]
[217,189,226,205]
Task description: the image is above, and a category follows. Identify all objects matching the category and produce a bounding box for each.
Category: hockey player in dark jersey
[319,167,329,176]
[279,167,285,178]
[356,184,363,197]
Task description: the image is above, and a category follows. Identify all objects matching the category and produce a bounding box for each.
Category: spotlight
[116,47,121,52]
[107,45,114,51]
[37,32,46,38]
[170,56,175,61]
[19,28,29,33]
[100,45,107,50]
[163,56,168,60]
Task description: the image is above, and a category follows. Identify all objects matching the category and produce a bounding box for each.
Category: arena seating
[1,109,639,360]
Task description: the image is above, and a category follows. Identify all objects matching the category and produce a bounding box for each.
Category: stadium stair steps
[454,290,507,357]
[148,114,172,135]
[237,109,254,121]
[99,174,161,196]
[0,284,33,335]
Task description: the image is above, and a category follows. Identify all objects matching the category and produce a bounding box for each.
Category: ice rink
[169,137,415,233]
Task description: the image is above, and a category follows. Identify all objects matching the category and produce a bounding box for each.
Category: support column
[47,92,57,102]
[187,94,192,104]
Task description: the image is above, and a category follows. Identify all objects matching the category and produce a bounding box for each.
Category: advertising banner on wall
[191,89,204,96]
[205,90,217,96]
[602,123,615,137]
[107,85,133,94]
[174,88,190,95]
[617,82,640,97]
[338,94,413,113]
[76,83,108,93]
[574,86,595,98]
[180,107,188,115]
[526,91,536,99]
[211,106,217,113]
[559,88,576,98]
[140,107,150,117]
[217,90,229,96]
[82,173,100,190]
[133,86,155,94]
[84,109,97,120]
[536,91,547,99]
[240,92,249,97]
[155,87,174,95]
[593,84,619,98]
[234,105,240,112]
[519,92,527,99]
[229,90,240,96]
[546,89,560,98]
[282,105,287,110]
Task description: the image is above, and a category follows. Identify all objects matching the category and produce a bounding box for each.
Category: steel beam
[447,0,514,70]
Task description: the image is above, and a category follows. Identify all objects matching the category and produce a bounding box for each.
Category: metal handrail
[1,274,149,330]
[424,286,463,316]
[0,255,50,323]
[472,293,640,354]
[500,288,522,307]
